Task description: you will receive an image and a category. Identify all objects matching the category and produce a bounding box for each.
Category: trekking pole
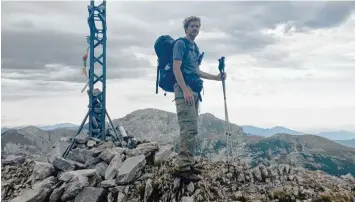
[218,56,232,171]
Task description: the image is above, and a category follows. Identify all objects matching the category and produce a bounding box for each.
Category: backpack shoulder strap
[176,37,191,60]
[178,37,200,56]
[195,42,200,55]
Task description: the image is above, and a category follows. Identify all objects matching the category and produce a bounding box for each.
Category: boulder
[126,142,159,157]
[105,154,123,180]
[154,145,173,164]
[95,161,109,178]
[75,132,89,144]
[30,162,55,183]
[47,140,71,164]
[116,155,146,185]
[49,183,66,202]
[61,175,89,201]
[52,157,76,171]
[74,187,107,202]
[58,169,97,182]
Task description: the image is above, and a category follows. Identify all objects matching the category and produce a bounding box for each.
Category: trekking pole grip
[218,56,225,79]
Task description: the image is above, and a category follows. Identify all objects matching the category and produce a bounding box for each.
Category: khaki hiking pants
[174,83,199,172]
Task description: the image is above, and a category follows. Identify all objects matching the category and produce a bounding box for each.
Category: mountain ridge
[2,108,355,176]
[4,113,355,142]
[246,133,355,176]
[241,125,355,141]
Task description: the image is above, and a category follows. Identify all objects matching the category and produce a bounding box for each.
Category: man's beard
[189,32,198,38]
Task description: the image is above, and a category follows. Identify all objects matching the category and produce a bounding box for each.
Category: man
[172,16,227,182]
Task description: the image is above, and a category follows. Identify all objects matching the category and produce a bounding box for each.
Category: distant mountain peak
[20,125,44,132]
[272,126,289,130]
[201,112,216,117]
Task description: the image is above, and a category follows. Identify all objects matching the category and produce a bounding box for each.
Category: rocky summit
[1,131,355,202]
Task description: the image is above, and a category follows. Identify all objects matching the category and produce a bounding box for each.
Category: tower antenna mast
[63,0,122,157]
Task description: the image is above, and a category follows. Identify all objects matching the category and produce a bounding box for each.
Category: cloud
[2,1,355,132]
[254,13,355,75]
[302,1,355,28]
[1,30,86,69]
[3,1,354,73]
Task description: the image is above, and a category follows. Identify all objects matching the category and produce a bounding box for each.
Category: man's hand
[215,72,227,81]
[183,88,194,107]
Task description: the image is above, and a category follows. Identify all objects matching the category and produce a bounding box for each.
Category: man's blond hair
[183,16,201,32]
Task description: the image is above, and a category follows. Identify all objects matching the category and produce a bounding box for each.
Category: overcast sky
[2,1,355,133]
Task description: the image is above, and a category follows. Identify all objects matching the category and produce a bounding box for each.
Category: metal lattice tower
[62,0,122,158]
[87,0,107,139]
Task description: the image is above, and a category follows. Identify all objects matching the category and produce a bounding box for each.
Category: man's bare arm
[198,69,218,80]
[173,59,189,92]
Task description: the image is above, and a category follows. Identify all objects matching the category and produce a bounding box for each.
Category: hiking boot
[190,166,202,175]
[171,170,202,182]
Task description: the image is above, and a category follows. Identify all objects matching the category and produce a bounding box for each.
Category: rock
[30,162,55,183]
[2,155,26,166]
[121,141,128,148]
[74,187,107,202]
[116,155,146,185]
[118,126,128,137]
[234,191,243,200]
[288,175,295,181]
[67,159,86,169]
[87,140,97,148]
[296,176,304,184]
[284,164,290,174]
[87,172,102,187]
[137,173,153,181]
[117,192,127,202]
[49,183,66,202]
[126,142,159,157]
[47,140,71,163]
[66,148,95,164]
[267,166,277,178]
[181,196,193,202]
[96,141,115,150]
[144,179,153,202]
[108,186,126,194]
[278,164,284,176]
[98,150,115,163]
[237,172,246,183]
[10,176,57,202]
[95,161,109,178]
[253,168,263,182]
[89,137,102,143]
[61,175,89,201]
[111,147,127,155]
[75,132,89,144]
[341,173,355,182]
[154,145,173,164]
[85,157,102,168]
[58,169,97,182]
[259,165,269,179]
[101,179,116,188]
[52,157,76,171]
[105,154,123,180]
[107,192,115,202]
[186,182,195,194]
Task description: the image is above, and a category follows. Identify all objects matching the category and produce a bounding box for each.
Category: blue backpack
[154,35,191,95]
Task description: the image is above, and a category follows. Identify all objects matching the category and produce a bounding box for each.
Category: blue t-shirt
[173,38,200,75]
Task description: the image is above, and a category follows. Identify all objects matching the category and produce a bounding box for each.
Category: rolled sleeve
[173,39,186,61]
